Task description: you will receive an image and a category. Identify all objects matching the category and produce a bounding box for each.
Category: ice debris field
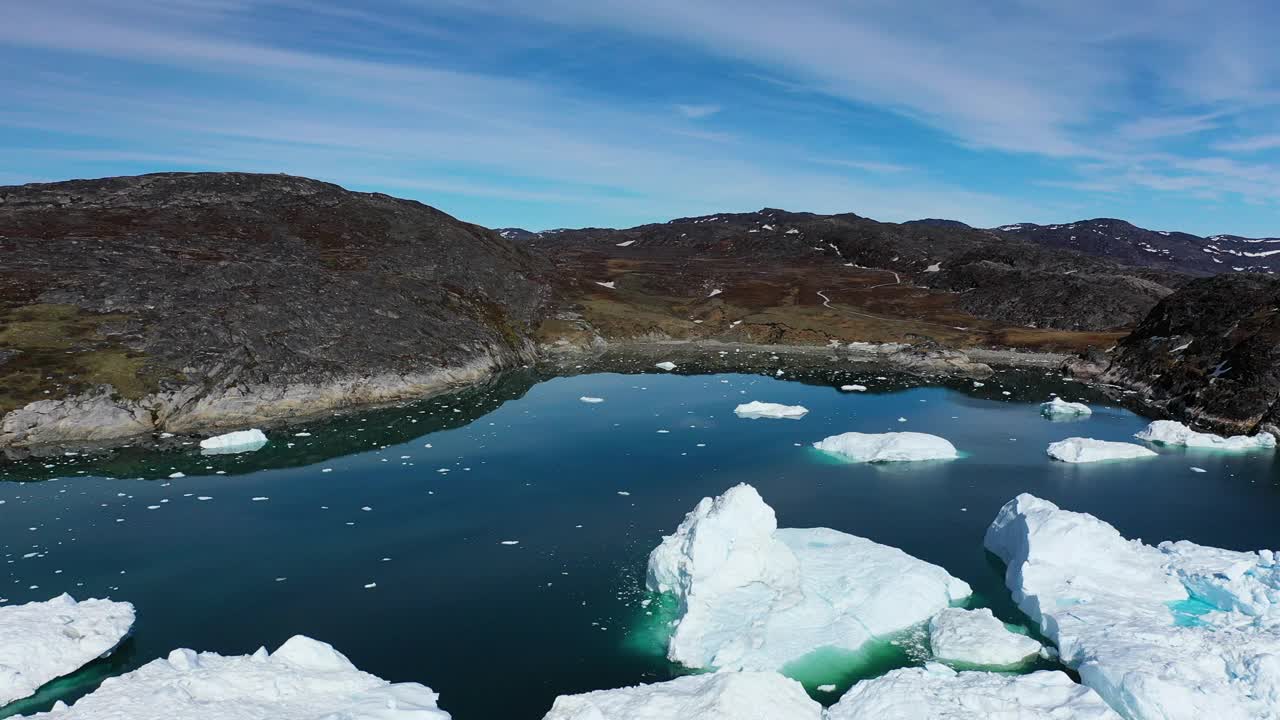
[2,368,1278,719]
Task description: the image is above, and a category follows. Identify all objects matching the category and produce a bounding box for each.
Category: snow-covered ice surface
[198,428,268,455]
[812,432,958,463]
[27,635,451,719]
[540,671,821,720]
[928,607,1041,667]
[654,362,677,371]
[1135,420,1277,451]
[645,484,971,671]
[986,493,1280,720]
[0,594,135,705]
[1046,437,1157,463]
[828,664,1121,719]
[734,401,809,420]
[1040,398,1092,417]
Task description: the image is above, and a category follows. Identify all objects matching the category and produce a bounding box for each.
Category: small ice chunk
[615,240,635,247]
[541,671,821,720]
[828,665,1120,719]
[595,281,616,289]
[1040,398,1092,417]
[579,397,605,404]
[26,635,451,719]
[646,484,971,671]
[655,362,677,371]
[199,429,268,455]
[708,289,722,297]
[1046,438,1157,463]
[1134,420,1276,451]
[734,401,809,420]
[840,385,867,392]
[813,432,959,463]
[0,594,136,705]
[928,607,1042,667]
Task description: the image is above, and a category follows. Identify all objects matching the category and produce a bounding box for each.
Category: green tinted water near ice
[1,367,1278,718]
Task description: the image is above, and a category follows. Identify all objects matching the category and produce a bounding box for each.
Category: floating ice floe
[928,607,1042,667]
[813,432,958,463]
[199,429,268,455]
[985,493,1280,720]
[827,664,1121,719]
[655,362,677,372]
[840,385,867,392]
[1046,437,1156,463]
[579,397,605,404]
[1135,420,1276,451]
[1040,398,1092,417]
[734,401,809,420]
[540,671,821,720]
[646,484,971,671]
[0,594,136,705]
[27,635,451,719]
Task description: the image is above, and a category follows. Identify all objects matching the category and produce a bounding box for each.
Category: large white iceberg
[812,432,958,463]
[1135,420,1277,451]
[646,484,971,671]
[541,671,822,720]
[199,428,268,454]
[928,607,1042,667]
[1041,398,1092,417]
[0,594,135,706]
[985,493,1280,720]
[1046,437,1156,463]
[827,664,1121,719]
[734,401,809,420]
[27,635,451,719]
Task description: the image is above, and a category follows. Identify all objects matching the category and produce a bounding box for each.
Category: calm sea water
[2,368,1278,718]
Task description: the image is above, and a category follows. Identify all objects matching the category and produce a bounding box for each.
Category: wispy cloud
[1215,134,1280,153]
[674,104,721,119]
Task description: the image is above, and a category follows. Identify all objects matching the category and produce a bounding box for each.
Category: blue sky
[3,1,1280,236]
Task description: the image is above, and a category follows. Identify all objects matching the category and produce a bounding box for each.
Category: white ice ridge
[827,664,1121,720]
[0,594,136,705]
[1135,420,1277,451]
[1046,437,1156,463]
[646,484,971,671]
[734,401,809,420]
[1040,397,1092,416]
[541,671,822,720]
[985,493,1280,720]
[813,432,958,463]
[28,635,451,719]
[928,607,1042,667]
[654,361,677,371]
[199,428,268,454]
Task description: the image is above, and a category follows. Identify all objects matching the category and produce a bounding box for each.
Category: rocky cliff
[0,173,554,448]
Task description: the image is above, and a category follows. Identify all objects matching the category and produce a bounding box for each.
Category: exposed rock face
[0,172,554,447]
[1080,274,1280,435]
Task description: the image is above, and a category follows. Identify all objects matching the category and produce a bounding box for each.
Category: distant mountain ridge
[503,212,1279,276]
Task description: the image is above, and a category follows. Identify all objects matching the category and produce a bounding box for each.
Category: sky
[3,1,1280,236]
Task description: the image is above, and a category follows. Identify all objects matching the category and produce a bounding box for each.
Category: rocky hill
[0,173,555,448]
[1069,274,1280,435]
[522,209,1187,331]
[991,219,1280,275]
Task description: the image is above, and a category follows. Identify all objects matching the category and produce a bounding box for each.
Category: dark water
[2,368,1278,718]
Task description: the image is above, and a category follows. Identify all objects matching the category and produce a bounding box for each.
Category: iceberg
[1040,398,1092,417]
[812,432,958,463]
[1135,420,1276,451]
[0,594,135,706]
[198,428,268,454]
[27,635,451,719]
[1046,437,1156,463]
[734,401,809,420]
[985,493,1280,720]
[646,484,971,671]
[828,664,1121,719]
[655,361,677,371]
[541,671,822,720]
[928,607,1041,667]
[840,385,867,392]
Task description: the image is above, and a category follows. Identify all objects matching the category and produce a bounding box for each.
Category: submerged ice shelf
[26,635,451,719]
[0,594,135,706]
[645,484,971,672]
[986,493,1280,720]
